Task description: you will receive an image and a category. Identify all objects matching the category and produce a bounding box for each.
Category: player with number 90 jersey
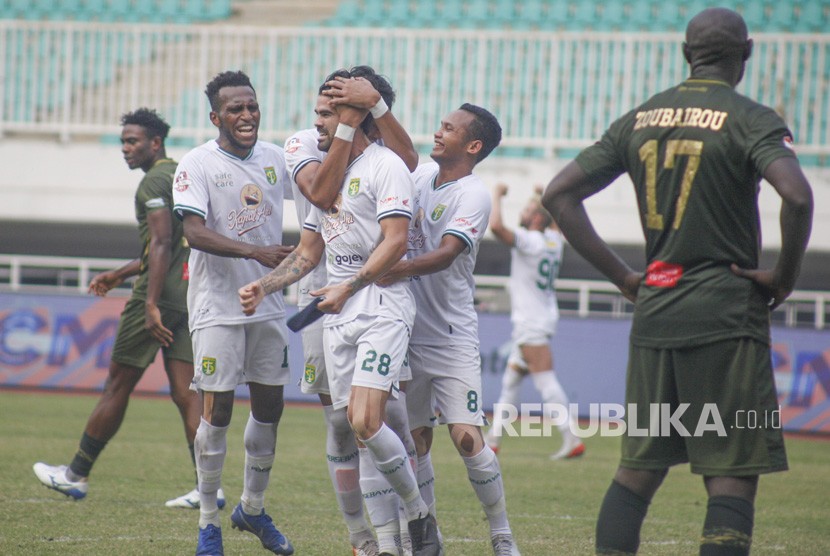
[509,226,563,334]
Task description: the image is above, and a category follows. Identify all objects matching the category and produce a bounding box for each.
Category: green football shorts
[621,337,787,476]
[111,297,192,370]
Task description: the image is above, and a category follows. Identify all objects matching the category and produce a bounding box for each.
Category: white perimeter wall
[2,137,828,251]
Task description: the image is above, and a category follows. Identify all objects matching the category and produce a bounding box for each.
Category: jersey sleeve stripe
[291,157,321,182]
[173,204,206,220]
[302,222,318,232]
[377,209,412,221]
[444,229,473,251]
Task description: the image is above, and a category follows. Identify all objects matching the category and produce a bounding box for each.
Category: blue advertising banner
[2,292,828,434]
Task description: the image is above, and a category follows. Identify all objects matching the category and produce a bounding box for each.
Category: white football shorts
[323,314,411,410]
[191,319,291,392]
[406,343,485,429]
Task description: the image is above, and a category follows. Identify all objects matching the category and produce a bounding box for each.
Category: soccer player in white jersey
[172,70,294,556]
[283,66,420,556]
[486,184,585,460]
[378,104,520,556]
[240,70,441,556]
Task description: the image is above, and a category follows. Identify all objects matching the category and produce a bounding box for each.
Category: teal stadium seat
[599,2,627,30]
[628,0,654,28]
[516,0,547,30]
[490,0,515,21]
[540,0,572,30]
[570,0,599,30]
[416,0,448,27]
[766,2,796,31]
[738,1,767,30]
[204,0,230,20]
[652,1,684,31]
[682,0,717,23]
[384,0,416,27]
[796,1,828,33]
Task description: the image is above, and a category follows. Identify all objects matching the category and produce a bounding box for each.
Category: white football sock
[463,445,511,536]
[323,405,369,535]
[362,423,427,521]
[195,418,227,528]
[490,367,523,446]
[241,413,276,515]
[416,451,437,517]
[531,370,578,439]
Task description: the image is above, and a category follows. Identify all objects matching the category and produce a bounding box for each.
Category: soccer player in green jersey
[543,8,813,556]
[33,108,213,509]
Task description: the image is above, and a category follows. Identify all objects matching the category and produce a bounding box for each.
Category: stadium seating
[0,0,232,24]
[1,0,827,168]
[315,0,830,33]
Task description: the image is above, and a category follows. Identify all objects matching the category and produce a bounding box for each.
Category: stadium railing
[1,20,828,163]
[1,254,826,330]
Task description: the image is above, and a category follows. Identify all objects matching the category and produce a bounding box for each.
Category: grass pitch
[1,390,828,555]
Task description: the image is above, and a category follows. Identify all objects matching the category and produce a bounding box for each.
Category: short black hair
[459,103,502,162]
[204,70,255,112]
[320,65,396,135]
[120,107,170,141]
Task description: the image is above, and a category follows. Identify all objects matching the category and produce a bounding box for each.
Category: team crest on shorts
[201,357,217,376]
[431,204,447,221]
[304,364,317,384]
[347,178,360,197]
[264,166,277,185]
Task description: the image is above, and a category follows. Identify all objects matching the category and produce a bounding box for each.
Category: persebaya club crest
[264,166,277,185]
[431,204,447,221]
[201,357,217,376]
[304,364,317,384]
[347,178,360,197]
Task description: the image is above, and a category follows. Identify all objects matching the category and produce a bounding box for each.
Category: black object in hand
[287,297,325,332]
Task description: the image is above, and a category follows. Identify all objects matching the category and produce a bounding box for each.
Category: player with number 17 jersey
[576,79,797,348]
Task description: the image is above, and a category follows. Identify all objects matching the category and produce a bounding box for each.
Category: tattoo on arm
[346,274,367,294]
[260,251,318,295]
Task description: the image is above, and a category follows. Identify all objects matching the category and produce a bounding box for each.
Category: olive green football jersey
[576,79,796,347]
[132,158,189,311]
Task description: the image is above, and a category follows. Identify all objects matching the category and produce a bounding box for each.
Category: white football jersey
[284,129,328,310]
[172,140,291,330]
[510,227,563,331]
[407,162,490,347]
[304,143,415,327]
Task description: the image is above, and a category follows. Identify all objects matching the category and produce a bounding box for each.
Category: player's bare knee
[104,363,142,396]
[203,391,234,427]
[449,424,483,457]
[704,475,758,501]
[410,426,433,456]
[348,412,382,441]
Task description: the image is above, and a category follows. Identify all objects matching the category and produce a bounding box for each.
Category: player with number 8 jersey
[379,104,522,555]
